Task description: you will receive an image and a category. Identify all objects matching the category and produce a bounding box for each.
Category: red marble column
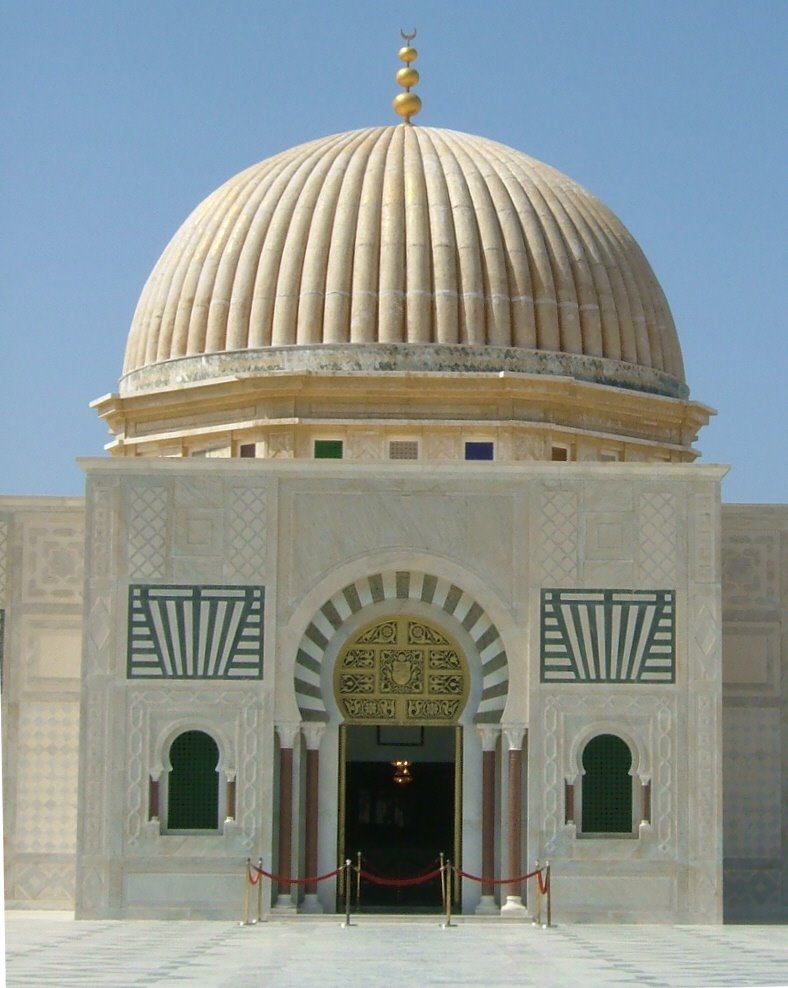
[507,746,522,897]
[304,747,319,894]
[482,748,496,897]
[501,726,527,916]
[300,724,325,911]
[278,750,293,893]
[275,724,299,901]
[226,777,236,821]
[148,777,159,821]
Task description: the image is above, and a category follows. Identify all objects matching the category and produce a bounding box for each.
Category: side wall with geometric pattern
[0,498,85,908]
[721,504,788,921]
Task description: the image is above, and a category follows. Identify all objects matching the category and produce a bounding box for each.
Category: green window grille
[314,439,344,459]
[167,730,220,830]
[581,734,632,834]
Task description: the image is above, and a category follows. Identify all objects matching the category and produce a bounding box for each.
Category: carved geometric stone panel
[127,585,264,679]
[127,486,169,579]
[539,489,579,583]
[15,701,80,853]
[541,589,675,682]
[21,523,84,604]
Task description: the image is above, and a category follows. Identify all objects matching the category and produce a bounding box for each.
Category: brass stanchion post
[533,859,541,927]
[241,858,251,926]
[439,851,446,913]
[255,857,263,924]
[441,859,454,928]
[342,859,352,927]
[355,851,362,913]
[545,861,552,929]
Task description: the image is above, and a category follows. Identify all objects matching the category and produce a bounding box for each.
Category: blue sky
[1,1,785,501]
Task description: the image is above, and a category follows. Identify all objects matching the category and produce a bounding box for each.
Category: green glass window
[167,730,220,831]
[581,734,632,834]
[314,439,344,459]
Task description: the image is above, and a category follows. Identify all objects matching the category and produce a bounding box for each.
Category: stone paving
[4,911,788,987]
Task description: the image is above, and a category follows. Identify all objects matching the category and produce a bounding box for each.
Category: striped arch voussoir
[294,571,508,724]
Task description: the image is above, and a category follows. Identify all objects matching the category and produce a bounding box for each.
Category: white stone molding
[477,725,501,751]
[125,688,258,853]
[88,480,118,580]
[688,688,722,920]
[503,725,526,751]
[690,590,722,683]
[85,594,113,675]
[540,693,675,856]
[276,722,301,749]
[691,492,717,584]
[301,722,326,751]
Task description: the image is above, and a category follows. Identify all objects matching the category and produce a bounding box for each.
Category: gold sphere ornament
[398,45,418,64]
[392,91,422,121]
[396,66,419,88]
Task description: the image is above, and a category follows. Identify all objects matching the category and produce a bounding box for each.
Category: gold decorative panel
[335,617,469,724]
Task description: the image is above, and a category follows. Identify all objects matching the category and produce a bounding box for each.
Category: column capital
[275,722,301,748]
[503,725,527,751]
[477,725,501,751]
[302,722,326,751]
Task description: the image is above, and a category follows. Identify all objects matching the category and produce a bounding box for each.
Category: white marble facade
[3,470,785,921]
[4,459,761,922]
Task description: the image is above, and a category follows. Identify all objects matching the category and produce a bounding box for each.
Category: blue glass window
[464,441,494,461]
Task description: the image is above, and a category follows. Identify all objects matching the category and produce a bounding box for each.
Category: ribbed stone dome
[122,125,686,397]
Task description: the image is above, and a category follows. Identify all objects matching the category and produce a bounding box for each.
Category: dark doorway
[342,725,457,910]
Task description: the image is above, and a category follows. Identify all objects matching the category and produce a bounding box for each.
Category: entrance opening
[341,724,459,911]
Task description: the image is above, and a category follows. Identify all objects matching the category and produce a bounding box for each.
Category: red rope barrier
[357,866,443,888]
[248,860,549,893]
[251,864,344,886]
[453,865,544,886]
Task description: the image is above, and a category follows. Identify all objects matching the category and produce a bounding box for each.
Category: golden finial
[393,28,421,124]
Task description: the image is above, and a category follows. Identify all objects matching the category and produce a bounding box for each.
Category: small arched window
[167,730,220,831]
[581,734,633,834]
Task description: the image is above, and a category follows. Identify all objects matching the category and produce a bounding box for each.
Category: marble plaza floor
[4,911,788,987]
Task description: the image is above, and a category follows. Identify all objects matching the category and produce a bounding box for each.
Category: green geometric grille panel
[581,734,633,833]
[128,585,264,679]
[167,730,219,830]
[541,589,675,683]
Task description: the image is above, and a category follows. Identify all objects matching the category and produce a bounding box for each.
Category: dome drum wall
[119,342,688,400]
[94,363,711,462]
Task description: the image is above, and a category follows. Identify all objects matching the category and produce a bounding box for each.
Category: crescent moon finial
[393,29,421,124]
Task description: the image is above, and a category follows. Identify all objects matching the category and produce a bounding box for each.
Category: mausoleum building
[2,43,786,923]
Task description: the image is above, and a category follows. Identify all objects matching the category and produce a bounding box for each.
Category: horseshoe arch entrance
[335,614,468,910]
